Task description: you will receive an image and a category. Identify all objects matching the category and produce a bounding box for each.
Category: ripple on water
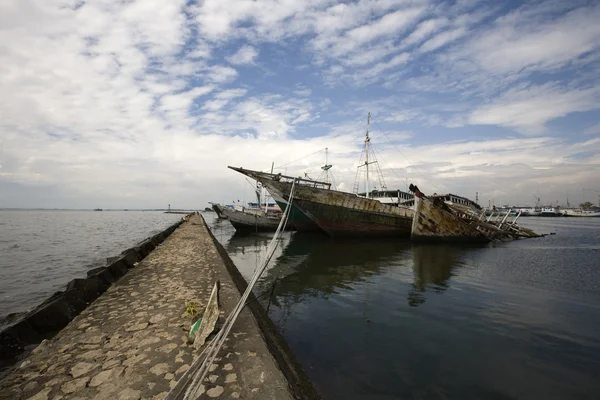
[211,215,600,400]
[0,210,183,319]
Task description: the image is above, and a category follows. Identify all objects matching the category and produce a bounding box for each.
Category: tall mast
[325,147,329,183]
[365,112,371,199]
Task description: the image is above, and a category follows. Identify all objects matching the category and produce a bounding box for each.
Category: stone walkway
[0,215,293,400]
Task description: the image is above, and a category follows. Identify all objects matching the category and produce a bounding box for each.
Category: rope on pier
[165,180,298,400]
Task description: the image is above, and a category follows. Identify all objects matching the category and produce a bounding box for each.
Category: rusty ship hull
[411,194,490,242]
[269,191,322,232]
[229,167,414,238]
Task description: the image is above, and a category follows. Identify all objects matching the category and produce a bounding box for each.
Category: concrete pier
[0,215,294,399]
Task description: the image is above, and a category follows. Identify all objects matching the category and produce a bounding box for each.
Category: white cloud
[403,18,449,47]
[456,3,600,75]
[345,7,425,48]
[1,0,599,210]
[205,65,238,83]
[419,27,467,53]
[584,122,600,136]
[202,88,248,111]
[226,45,259,65]
[293,88,312,97]
[311,5,425,61]
[469,84,600,134]
[384,111,419,123]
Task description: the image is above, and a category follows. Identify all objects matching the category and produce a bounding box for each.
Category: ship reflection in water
[212,215,600,400]
[408,245,464,307]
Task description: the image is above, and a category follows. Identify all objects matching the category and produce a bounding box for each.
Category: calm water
[0,210,183,323]
[209,215,600,400]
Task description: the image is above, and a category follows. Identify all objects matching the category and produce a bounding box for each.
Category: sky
[1,0,599,209]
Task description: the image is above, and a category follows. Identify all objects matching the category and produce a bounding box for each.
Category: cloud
[226,45,259,65]
[343,7,425,50]
[584,122,600,136]
[201,88,248,111]
[1,0,599,210]
[403,18,449,47]
[468,84,600,134]
[293,88,312,96]
[205,65,238,83]
[419,27,467,53]
[384,111,419,123]
[454,2,600,75]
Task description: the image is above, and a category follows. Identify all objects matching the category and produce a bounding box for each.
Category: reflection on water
[261,237,409,298]
[209,214,600,400]
[409,245,465,307]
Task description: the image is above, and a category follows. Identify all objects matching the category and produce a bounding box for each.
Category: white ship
[561,209,600,217]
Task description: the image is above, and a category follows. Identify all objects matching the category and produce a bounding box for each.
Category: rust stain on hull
[269,181,414,237]
[239,176,413,237]
[411,196,489,242]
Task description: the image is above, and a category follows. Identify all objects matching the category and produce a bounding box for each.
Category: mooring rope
[165,179,297,400]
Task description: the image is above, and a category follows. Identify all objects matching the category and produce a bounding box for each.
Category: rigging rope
[273,149,325,170]
[165,180,297,400]
[371,145,409,191]
[370,116,445,193]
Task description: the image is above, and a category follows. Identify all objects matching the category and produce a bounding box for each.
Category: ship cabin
[401,193,482,210]
[358,189,414,205]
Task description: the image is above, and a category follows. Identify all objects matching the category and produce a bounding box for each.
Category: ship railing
[265,171,331,189]
[228,166,331,190]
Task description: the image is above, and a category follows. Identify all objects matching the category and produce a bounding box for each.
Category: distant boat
[93,208,102,211]
[221,206,294,233]
[561,209,600,217]
[516,207,541,217]
[540,207,562,217]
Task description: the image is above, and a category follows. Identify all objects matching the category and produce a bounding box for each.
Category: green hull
[274,200,322,232]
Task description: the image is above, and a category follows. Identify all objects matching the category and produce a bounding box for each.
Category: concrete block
[0,319,42,359]
[107,259,128,278]
[121,250,140,267]
[87,267,116,285]
[66,277,108,304]
[134,239,154,259]
[26,295,76,334]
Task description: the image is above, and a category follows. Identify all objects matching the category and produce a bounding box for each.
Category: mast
[365,112,371,199]
[325,147,329,183]
[264,185,268,215]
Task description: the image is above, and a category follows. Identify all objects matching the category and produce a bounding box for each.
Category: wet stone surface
[0,215,292,399]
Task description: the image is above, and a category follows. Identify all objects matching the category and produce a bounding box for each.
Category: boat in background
[515,207,541,216]
[561,209,600,217]
[540,207,563,217]
[210,202,228,219]
[220,206,293,233]
[220,178,298,233]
